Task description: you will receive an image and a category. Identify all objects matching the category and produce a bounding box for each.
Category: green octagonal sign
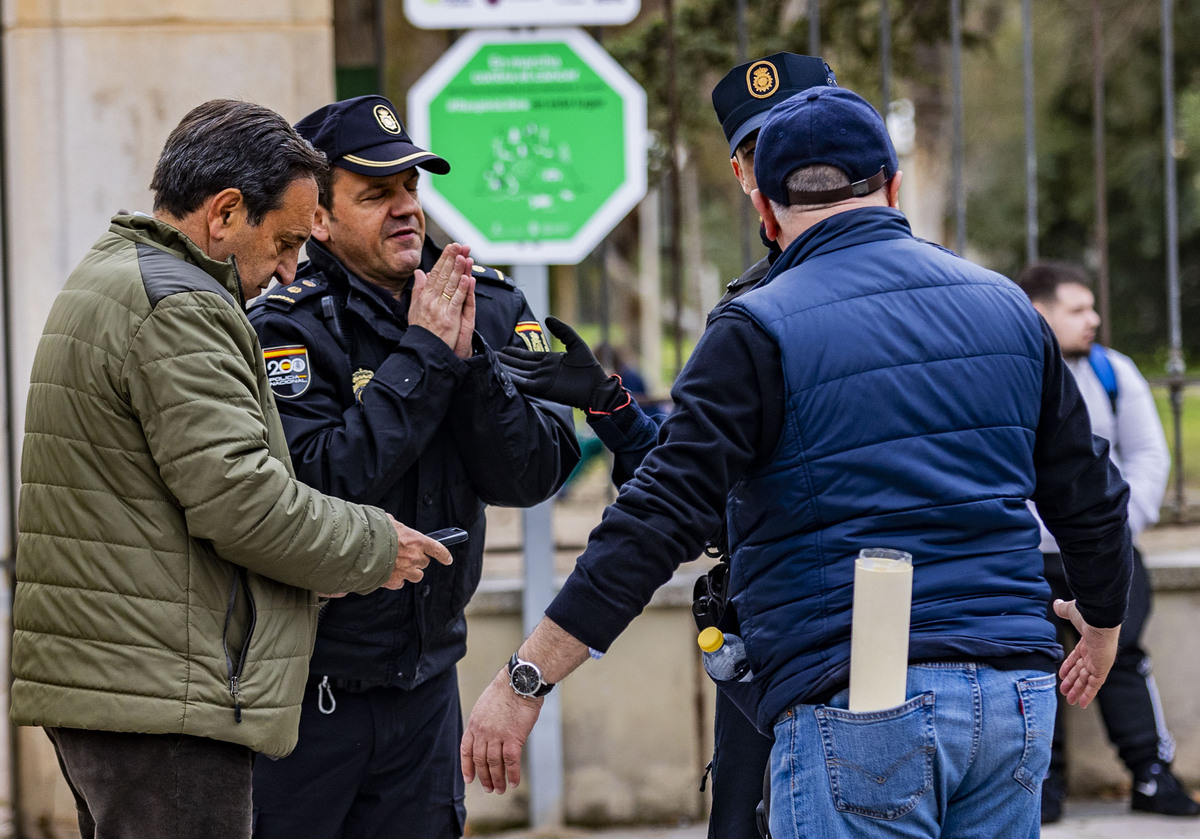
[408,28,647,265]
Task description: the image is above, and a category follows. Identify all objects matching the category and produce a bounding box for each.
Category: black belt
[312,676,380,694]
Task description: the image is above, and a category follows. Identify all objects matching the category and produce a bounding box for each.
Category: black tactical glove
[496,316,626,412]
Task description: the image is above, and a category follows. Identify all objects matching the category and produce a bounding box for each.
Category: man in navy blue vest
[462,87,1133,838]
[1018,261,1198,823]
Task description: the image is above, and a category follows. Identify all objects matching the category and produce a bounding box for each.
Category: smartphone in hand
[426,527,468,547]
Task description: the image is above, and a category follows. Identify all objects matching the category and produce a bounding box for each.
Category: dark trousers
[1044,548,1175,779]
[252,665,464,839]
[45,727,254,839]
[708,688,775,839]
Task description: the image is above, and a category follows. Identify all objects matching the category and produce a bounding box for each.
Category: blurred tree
[604,0,1006,292]
[966,0,1200,364]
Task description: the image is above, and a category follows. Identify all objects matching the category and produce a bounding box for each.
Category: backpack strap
[1088,344,1119,415]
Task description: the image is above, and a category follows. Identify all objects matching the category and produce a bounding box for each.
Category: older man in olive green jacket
[11,100,465,839]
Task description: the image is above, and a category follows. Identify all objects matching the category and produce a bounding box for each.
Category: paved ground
[481,798,1200,837]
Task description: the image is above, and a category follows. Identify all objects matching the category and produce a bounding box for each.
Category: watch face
[511,662,543,696]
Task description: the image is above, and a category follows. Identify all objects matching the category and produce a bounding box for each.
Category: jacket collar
[109,212,246,308]
[301,238,406,318]
[763,206,914,286]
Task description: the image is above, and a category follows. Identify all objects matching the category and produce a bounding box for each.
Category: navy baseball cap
[754,87,898,207]
[294,95,449,177]
[711,53,836,156]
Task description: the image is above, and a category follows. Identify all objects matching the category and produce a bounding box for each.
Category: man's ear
[207,188,246,243]
[751,189,781,242]
[730,156,754,197]
[886,171,903,209]
[311,203,333,243]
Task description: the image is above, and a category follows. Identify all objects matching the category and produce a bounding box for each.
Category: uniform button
[422,493,434,506]
[422,586,431,598]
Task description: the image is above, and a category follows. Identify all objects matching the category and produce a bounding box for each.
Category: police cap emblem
[374,104,402,135]
[747,60,780,99]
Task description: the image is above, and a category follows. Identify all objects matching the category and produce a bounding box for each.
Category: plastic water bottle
[698,627,752,683]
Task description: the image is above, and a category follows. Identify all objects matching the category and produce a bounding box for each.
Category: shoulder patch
[259,277,328,309]
[472,264,513,287]
[515,321,549,352]
[263,345,312,398]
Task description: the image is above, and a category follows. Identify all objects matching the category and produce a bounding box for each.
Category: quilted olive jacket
[11,214,399,757]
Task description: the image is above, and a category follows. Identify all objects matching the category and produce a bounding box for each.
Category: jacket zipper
[222,567,258,723]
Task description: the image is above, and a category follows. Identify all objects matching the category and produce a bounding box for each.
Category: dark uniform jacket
[249,238,578,690]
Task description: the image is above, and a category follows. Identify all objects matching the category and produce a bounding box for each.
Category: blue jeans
[769,663,1056,838]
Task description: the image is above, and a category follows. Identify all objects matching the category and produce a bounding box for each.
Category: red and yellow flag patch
[263,345,311,399]
[515,321,549,353]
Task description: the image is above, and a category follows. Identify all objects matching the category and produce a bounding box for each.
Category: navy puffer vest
[726,208,1056,731]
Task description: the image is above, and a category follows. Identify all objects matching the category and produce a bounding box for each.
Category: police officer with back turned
[495,54,836,838]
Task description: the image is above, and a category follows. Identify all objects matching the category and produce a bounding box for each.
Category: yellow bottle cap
[698,626,725,653]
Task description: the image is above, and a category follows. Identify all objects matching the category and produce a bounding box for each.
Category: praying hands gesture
[409,242,476,358]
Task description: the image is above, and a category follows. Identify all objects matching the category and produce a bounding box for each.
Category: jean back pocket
[1013,673,1057,793]
[815,693,936,820]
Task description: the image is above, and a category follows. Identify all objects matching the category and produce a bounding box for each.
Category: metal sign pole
[1161,0,1185,518]
[1022,0,1038,264]
[512,263,564,828]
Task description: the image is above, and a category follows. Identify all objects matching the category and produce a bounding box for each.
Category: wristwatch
[507,653,555,698]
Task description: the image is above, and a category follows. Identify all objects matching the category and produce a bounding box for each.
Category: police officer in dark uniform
[248,95,579,839]
[495,54,835,839]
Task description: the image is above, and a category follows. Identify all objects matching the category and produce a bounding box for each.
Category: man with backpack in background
[1018,260,1200,823]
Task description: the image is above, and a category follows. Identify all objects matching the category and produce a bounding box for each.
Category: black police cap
[711,53,837,156]
[294,95,450,177]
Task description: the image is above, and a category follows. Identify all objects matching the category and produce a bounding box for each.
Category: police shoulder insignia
[515,321,549,353]
[747,59,780,99]
[263,345,311,399]
[351,368,375,404]
[472,264,513,287]
[261,277,326,308]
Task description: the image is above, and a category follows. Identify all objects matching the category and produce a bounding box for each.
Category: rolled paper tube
[848,548,914,712]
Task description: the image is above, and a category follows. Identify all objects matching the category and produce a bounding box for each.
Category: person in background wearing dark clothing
[1017,261,1200,823]
[248,95,579,839]
[496,53,836,839]
[464,86,1132,839]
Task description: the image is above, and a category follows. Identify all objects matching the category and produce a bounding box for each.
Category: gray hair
[151,99,328,226]
[770,165,852,217]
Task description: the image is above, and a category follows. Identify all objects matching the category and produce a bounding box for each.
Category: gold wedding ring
[441,291,453,301]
